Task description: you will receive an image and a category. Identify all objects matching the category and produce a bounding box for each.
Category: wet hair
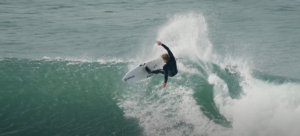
[161,53,170,61]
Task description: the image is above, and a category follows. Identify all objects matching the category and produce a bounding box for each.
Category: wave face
[0,58,142,136]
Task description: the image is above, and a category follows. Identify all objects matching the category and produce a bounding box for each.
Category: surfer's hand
[162,82,166,88]
[156,41,162,45]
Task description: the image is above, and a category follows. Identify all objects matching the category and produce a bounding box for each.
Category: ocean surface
[1,0,300,136]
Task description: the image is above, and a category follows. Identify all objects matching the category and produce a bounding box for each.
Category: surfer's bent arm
[161,44,174,59]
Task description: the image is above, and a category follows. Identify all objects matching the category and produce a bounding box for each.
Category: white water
[119,12,300,136]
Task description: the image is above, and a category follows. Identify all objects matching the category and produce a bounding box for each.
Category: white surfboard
[122,58,165,82]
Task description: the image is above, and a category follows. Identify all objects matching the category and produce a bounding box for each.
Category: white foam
[229,78,300,136]
[120,11,300,136]
[118,85,231,136]
[208,74,235,122]
[119,12,232,136]
[176,62,201,75]
[210,54,300,136]
[41,56,131,64]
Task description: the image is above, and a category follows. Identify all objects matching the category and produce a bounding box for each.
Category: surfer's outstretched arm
[161,44,174,59]
[156,41,174,59]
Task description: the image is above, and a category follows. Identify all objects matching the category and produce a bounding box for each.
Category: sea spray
[118,12,232,136]
[119,12,300,136]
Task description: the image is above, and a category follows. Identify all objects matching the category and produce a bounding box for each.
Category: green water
[0,58,141,135]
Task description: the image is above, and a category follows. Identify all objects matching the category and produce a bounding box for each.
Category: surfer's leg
[145,66,164,75]
[151,69,165,75]
[145,66,152,74]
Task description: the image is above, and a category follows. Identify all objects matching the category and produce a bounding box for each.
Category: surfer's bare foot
[145,66,152,74]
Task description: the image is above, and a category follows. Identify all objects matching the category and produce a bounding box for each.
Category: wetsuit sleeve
[163,66,168,83]
[161,44,175,60]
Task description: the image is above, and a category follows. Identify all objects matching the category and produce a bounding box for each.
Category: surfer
[145,41,178,88]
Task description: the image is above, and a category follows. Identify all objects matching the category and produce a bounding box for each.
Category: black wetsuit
[151,44,178,83]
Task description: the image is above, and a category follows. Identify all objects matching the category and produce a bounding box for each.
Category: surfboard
[122,57,165,82]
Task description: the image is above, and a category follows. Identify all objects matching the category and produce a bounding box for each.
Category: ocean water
[1,0,300,136]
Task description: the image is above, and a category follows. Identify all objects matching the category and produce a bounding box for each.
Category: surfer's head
[161,53,170,63]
